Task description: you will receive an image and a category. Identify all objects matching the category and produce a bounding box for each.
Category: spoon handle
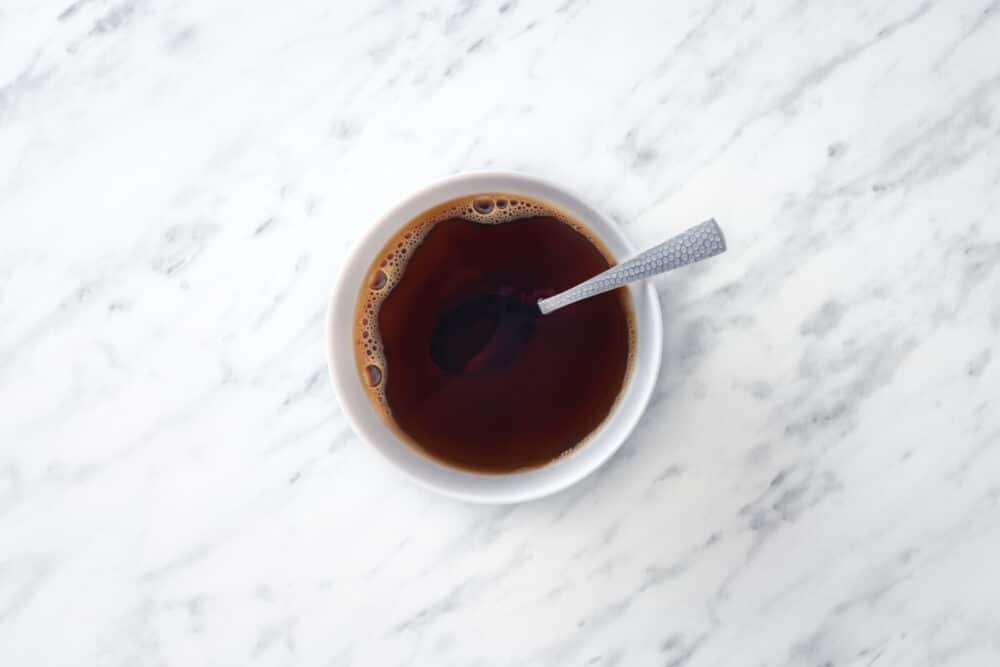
[537,219,726,315]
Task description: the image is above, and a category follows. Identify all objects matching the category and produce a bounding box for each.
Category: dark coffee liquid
[356,195,633,472]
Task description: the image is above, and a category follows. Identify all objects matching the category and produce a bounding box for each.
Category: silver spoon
[538,218,726,314]
[429,219,726,373]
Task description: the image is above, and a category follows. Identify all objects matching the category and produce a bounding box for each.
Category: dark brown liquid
[356,195,633,473]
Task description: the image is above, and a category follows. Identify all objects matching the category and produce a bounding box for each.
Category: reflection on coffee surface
[356,194,634,472]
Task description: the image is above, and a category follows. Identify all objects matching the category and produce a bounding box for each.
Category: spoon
[430,219,726,373]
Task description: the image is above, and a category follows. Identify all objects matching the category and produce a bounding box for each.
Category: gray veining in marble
[2,0,1000,665]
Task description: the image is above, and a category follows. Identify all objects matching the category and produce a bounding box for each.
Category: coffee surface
[356,195,633,472]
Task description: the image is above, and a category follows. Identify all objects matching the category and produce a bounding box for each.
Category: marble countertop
[3,0,1000,665]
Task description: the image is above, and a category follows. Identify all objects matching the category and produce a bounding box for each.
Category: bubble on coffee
[355,193,635,415]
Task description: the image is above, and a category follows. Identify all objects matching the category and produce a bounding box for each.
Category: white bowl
[326,172,663,503]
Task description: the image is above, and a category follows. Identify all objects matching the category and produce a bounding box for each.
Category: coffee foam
[354,194,635,412]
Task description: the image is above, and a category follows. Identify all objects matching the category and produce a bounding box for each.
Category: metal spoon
[538,218,726,314]
[429,219,726,373]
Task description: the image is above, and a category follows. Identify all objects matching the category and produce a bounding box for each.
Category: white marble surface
[3,0,1000,664]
